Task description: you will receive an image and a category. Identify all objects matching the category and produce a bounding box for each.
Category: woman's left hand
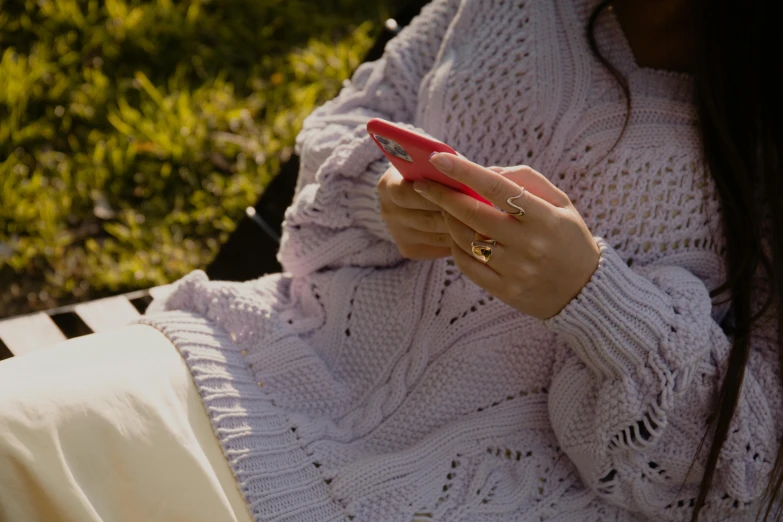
[412,153,601,320]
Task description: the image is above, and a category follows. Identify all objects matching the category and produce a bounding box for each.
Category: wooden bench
[0,285,173,360]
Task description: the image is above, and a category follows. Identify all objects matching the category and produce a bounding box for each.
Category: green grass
[0,0,394,318]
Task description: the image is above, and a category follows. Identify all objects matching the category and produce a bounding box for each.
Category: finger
[449,237,503,287]
[393,208,448,233]
[390,226,452,248]
[499,165,571,208]
[399,244,452,261]
[387,180,443,211]
[413,179,519,243]
[442,212,480,255]
[429,153,561,217]
[487,166,568,212]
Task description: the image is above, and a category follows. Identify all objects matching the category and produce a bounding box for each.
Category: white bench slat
[74,295,140,333]
[142,284,176,315]
[0,313,67,356]
[148,284,175,302]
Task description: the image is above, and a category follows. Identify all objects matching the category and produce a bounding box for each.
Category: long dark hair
[586,1,782,520]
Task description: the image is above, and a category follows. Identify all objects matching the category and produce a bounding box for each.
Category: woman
[1,0,780,520]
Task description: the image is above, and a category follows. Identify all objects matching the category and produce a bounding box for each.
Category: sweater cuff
[543,237,675,382]
[348,156,395,244]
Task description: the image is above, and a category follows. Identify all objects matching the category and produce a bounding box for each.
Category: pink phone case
[366,118,491,205]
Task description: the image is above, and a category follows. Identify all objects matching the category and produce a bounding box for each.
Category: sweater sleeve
[544,237,780,521]
[276,0,460,277]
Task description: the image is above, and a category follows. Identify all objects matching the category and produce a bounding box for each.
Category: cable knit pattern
[139,1,780,520]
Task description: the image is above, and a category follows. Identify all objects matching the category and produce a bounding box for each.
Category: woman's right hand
[377,166,452,260]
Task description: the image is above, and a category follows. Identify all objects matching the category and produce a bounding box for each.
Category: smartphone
[366,118,491,205]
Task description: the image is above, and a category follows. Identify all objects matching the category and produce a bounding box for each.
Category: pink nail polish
[429,153,453,172]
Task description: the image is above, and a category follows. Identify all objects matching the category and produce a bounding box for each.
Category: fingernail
[429,152,453,172]
[413,180,429,193]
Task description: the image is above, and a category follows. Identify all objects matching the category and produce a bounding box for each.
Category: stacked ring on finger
[505,187,526,217]
[470,238,497,263]
[492,187,526,218]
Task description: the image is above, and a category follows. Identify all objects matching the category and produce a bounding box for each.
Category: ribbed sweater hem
[138,311,347,522]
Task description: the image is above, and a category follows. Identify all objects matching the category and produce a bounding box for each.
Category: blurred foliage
[0,0,393,317]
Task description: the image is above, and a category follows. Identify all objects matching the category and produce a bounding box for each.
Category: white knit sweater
[141,0,781,520]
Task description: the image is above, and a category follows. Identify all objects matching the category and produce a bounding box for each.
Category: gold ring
[470,239,497,264]
[506,187,526,217]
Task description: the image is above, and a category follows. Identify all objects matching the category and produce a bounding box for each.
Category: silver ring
[506,187,526,217]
